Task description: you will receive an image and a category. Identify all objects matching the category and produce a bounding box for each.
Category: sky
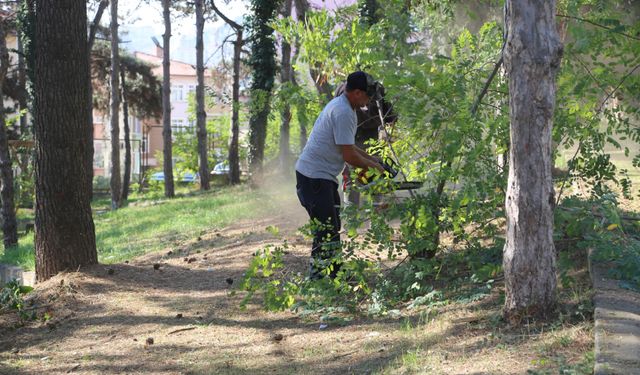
[116,0,356,66]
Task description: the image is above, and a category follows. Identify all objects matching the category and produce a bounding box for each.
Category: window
[171,85,184,102]
[93,141,104,169]
[171,118,185,133]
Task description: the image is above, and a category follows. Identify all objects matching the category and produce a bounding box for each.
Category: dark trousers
[295,171,341,275]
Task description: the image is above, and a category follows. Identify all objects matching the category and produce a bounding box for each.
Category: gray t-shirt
[296,94,356,183]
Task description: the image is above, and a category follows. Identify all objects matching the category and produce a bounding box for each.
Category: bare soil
[0,198,593,375]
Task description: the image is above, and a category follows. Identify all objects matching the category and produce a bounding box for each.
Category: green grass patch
[0,185,285,271]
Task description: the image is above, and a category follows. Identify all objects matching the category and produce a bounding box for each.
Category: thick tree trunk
[120,69,132,201]
[162,0,175,197]
[0,25,18,248]
[109,0,122,209]
[278,0,293,173]
[34,0,97,281]
[195,0,210,190]
[229,30,242,185]
[502,0,563,322]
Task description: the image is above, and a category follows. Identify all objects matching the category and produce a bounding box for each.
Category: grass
[0,184,287,271]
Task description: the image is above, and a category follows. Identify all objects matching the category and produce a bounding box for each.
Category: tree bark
[34,0,97,281]
[109,0,122,209]
[120,69,132,201]
[211,0,243,185]
[292,0,308,149]
[229,30,242,185]
[195,0,210,190]
[162,0,175,197]
[87,0,109,203]
[502,0,563,322]
[16,26,28,136]
[247,0,279,177]
[278,0,293,173]
[0,23,18,248]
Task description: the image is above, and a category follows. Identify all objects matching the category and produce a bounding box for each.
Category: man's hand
[341,145,384,173]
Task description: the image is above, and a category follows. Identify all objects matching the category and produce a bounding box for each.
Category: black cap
[346,71,375,96]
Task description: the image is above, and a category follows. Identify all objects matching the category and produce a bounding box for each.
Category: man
[335,80,397,206]
[295,71,384,279]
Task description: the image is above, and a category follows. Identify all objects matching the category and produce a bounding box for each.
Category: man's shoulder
[329,95,353,115]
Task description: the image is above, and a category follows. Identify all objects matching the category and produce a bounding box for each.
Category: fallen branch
[167,326,197,335]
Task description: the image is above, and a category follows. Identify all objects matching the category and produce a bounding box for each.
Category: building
[93,45,235,181]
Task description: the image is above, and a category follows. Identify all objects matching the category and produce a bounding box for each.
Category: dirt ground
[0,199,593,375]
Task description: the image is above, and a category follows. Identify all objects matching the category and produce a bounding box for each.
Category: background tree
[91,43,163,196]
[246,0,280,176]
[211,0,244,185]
[120,68,132,200]
[109,0,122,209]
[195,0,210,190]
[34,0,97,281]
[0,18,17,248]
[502,0,563,321]
[162,0,175,197]
[278,0,293,173]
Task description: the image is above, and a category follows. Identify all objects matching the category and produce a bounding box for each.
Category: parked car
[211,162,230,176]
[149,171,198,183]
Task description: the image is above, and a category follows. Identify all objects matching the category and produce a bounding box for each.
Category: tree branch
[210,0,242,30]
[557,14,640,42]
[470,56,503,117]
[596,63,640,113]
[88,0,109,50]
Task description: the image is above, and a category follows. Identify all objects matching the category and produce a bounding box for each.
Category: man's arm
[342,145,384,173]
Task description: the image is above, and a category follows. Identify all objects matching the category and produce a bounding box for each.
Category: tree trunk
[229,30,242,185]
[162,0,175,197]
[109,0,122,209]
[34,0,97,281]
[247,0,279,178]
[17,27,28,136]
[120,69,132,201]
[87,0,108,202]
[0,24,18,248]
[278,0,293,173]
[293,0,331,102]
[195,0,210,190]
[502,0,563,322]
[291,0,308,149]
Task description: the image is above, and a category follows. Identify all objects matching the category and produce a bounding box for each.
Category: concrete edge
[0,263,35,287]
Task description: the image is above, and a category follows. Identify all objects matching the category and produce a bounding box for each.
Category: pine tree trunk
[109,0,122,209]
[162,0,175,197]
[0,25,18,248]
[502,0,563,322]
[120,69,132,201]
[278,0,293,173]
[195,0,210,190]
[17,28,28,136]
[228,30,242,185]
[34,0,97,281]
[87,0,108,203]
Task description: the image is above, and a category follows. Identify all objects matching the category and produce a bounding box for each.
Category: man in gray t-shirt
[295,71,384,279]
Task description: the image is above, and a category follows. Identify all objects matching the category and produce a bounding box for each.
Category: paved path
[591,260,640,375]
